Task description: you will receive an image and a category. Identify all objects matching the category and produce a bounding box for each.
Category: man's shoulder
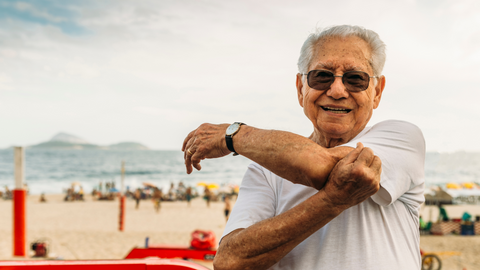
[371,120,425,147]
[345,119,424,148]
[370,119,422,133]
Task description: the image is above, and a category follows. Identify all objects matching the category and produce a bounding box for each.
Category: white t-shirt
[222,120,426,270]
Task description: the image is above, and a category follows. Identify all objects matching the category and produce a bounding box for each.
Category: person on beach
[134,188,141,209]
[4,186,12,200]
[204,186,211,207]
[186,186,192,206]
[182,25,425,269]
[152,187,162,213]
[79,186,84,201]
[224,195,231,222]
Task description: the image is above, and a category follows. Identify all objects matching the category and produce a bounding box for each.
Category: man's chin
[317,122,351,136]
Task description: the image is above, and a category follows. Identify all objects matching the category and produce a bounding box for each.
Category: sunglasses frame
[302,69,378,92]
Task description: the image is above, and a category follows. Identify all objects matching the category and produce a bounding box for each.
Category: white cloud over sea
[0,0,479,152]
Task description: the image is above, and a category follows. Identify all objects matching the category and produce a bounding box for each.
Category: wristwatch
[225,122,245,156]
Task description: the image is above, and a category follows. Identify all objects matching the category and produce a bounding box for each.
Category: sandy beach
[0,194,225,268]
[1,195,480,269]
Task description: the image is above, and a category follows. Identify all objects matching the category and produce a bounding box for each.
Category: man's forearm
[182,123,353,189]
[233,125,351,189]
[213,190,345,270]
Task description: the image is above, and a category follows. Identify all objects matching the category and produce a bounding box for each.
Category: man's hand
[323,142,382,210]
[182,123,232,174]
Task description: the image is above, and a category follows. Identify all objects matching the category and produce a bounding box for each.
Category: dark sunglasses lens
[343,72,370,92]
[308,70,334,90]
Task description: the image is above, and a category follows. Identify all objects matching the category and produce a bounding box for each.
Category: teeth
[322,106,350,114]
[324,107,346,111]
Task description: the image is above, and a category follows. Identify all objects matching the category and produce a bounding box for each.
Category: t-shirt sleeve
[220,162,277,242]
[342,120,426,207]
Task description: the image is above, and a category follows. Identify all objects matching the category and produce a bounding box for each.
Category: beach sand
[1,194,479,269]
[0,194,224,268]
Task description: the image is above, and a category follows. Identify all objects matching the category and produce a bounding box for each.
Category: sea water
[0,149,252,194]
[0,149,479,194]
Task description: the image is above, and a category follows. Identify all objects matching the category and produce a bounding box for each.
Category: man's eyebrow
[313,62,363,71]
[315,62,335,70]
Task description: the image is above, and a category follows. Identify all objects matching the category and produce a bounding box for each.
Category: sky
[0,0,479,152]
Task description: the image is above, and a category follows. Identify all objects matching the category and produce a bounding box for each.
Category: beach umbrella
[142,182,157,188]
[71,181,81,186]
[207,183,219,189]
[462,182,475,189]
[446,182,462,190]
[196,182,208,187]
[109,188,119,193]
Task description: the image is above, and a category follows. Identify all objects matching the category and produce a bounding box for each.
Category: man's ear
[296,73,305,107]
[373,76,386,109]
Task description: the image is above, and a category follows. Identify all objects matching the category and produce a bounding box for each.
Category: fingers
[184,134,196,174]
[182,130,196,151]
[184,137,204,174]
[355,146,375,167]
[184,146,194,174]
[191,153,203,171]
[341,142,364,164]
[371,155,382,173]
[184,136,196,160]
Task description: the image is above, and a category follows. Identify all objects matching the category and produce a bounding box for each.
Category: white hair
[297,25,386,77]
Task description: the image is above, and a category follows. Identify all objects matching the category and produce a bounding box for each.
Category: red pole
[119,195,125,231]
[13,146,26,257]
[13,189,26,256]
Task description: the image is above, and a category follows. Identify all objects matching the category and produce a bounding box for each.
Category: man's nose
[326,77,349,99]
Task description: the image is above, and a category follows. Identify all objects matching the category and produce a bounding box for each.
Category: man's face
[296,36,385,147]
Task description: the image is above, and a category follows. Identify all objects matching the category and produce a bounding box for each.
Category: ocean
[0,149,252,194]
[0,149,479,194]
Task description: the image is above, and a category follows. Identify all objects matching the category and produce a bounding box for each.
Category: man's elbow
[213,253,244,270]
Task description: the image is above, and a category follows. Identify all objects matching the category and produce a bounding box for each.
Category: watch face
[226,122,241,136]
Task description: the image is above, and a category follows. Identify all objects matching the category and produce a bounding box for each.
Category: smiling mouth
[321,106,352,114]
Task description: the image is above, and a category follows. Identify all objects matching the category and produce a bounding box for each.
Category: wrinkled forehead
[309,36,373,73]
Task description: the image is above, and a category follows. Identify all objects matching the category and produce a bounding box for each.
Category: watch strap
[225,135,235,153]
[225,122,245,156]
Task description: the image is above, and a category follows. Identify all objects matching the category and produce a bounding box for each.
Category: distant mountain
[29,132,149,150]
[30,141,102,150]
[50,132,90,144]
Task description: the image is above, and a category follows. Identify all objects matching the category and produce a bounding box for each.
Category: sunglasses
[302,70,377,92]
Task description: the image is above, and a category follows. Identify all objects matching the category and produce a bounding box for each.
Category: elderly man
[182,25,425,269]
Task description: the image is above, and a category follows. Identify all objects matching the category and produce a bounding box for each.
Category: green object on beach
[462,212,472,221]
[419,217,426,229]
[439,206,449,221]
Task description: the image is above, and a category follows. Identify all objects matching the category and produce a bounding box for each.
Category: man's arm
[182,124,352,190]
[213,143,381,270]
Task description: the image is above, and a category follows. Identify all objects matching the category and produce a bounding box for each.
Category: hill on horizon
[29,132,149,150]
[49,132,90,144]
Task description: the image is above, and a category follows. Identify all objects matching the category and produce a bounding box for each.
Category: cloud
[0,0,479,151]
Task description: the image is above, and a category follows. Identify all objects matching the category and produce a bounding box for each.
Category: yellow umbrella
[462,182,475,189]
[446,182,462,190]
[196,182,208,187]
[207,183,219,189]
